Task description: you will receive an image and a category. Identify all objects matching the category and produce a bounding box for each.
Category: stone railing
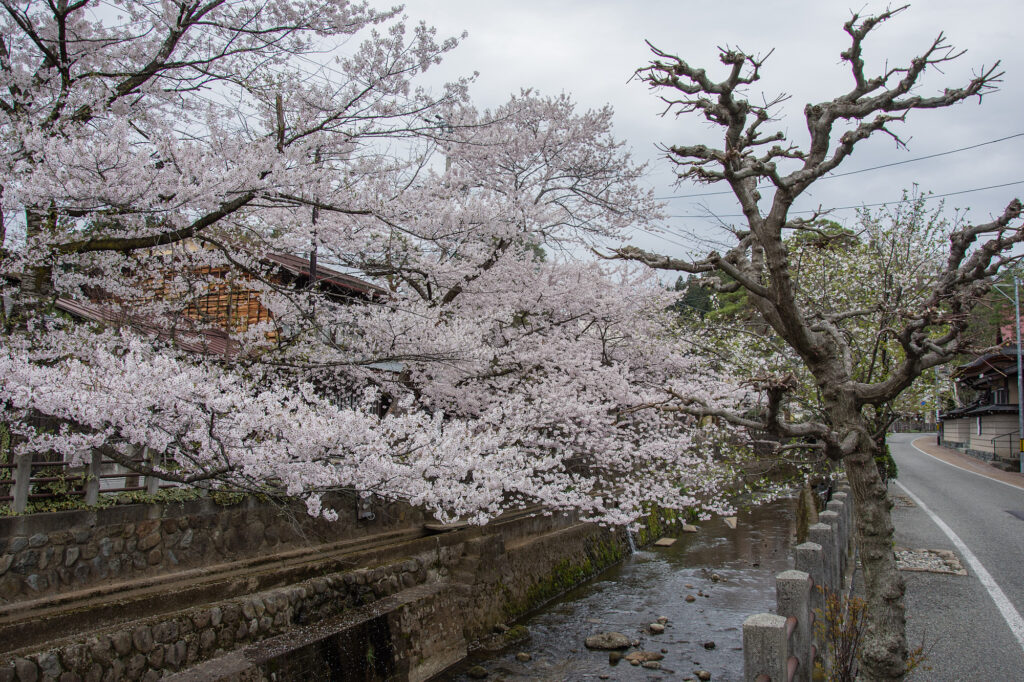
[742,480,854,682]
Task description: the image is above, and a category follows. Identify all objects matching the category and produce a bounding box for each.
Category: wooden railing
[0,446,180,513]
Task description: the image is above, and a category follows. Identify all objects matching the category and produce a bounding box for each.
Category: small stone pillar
[776,570,813,682]
[825,499,847,572]
[743,612,789,682]
[808,522,837,591]
[794,541,824,614]
[819,510,843,587]
[144,447,160,495]
[85,450,103,505]
[831,491,851,534]
[833,490,854,556]
[12,454,33,513]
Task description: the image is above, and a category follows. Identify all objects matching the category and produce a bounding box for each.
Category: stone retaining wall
[0,554,431,682]
[0,495,424,604]
[0,501,673,680]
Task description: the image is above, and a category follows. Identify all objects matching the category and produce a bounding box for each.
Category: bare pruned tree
[613,6,1023,680]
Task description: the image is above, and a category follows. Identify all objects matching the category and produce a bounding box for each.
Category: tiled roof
[265,253,387,297]
[55,298,238,356]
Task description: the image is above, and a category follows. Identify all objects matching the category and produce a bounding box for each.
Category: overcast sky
[401,1,1024,260]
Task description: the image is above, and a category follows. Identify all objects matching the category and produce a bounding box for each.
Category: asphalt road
[886,432,1024,681]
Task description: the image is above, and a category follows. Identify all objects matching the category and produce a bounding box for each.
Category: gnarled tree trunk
[843,429,908,681]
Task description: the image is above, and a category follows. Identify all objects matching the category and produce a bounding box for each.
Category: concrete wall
[941,417,970,447]
[968,413,1018,459]
[0,494,425,605]
[0,553,433,682]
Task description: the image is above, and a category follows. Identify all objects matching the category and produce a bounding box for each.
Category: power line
[655,132,1024,200]
[623,225,693,251]
[667,180,1024,220]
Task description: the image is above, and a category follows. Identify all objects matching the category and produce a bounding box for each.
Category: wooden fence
[0,446,179,513]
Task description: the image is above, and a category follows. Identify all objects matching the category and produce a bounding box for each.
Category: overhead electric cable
[667,180,1024,220]
[655,132,1024,200]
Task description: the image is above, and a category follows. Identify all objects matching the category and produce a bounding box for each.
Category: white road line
[893,479,1024,654]
[908,437,1024,494]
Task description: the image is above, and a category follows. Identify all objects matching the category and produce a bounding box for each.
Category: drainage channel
[442,496,797,681]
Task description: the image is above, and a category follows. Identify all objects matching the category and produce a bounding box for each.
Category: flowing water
[444,496,797,681]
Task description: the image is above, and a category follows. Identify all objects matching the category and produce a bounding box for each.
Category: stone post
[145,447,160,495]
[12,454,32,513]
[825,499,847,573]
[85,450,103,506]
[776,570,813,682]
[831,491,850,531]
[834,483,852,521]
[819,510,843,585]
[794,541,824,614]
[743,612,789,682]
[807,522,837,591]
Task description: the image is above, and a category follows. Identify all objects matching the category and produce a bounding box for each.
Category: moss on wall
[498,506,683,622]
[500,534,628,621]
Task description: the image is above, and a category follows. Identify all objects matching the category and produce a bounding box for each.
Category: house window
[977,416,983,435]
[994,388,1008,405]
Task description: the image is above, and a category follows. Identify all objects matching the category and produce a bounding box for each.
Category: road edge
[908,436,1024,493]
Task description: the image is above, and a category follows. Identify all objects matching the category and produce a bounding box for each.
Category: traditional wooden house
[939,346,1021,470]
[56,252,386,356]
[2,253,391,511]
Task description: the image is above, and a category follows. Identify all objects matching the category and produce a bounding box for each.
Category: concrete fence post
[818,510,843,581]
[776,570,813,682]
[831,491,851,534]
[85,450,102,506]
[834,491,854,567]
[794,541,824,615]
[743,612,790,682]
[144,447,160,495]
[834,484,853,532]
[12,453,32,513]
[122,443,139,490]
[825,499,847,573]
[807,522,837,591]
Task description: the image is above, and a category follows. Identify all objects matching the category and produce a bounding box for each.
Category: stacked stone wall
[0,503,672,681]
[0,555,430,682]
[0,496,424,604]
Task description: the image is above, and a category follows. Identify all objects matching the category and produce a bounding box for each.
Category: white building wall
[968,414,1019,458]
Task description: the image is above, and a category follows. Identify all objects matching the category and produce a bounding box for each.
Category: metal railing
[989,430,1020,460]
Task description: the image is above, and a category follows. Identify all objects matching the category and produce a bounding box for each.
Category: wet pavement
[443,496,797,681]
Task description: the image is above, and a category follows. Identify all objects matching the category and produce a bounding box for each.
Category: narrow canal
[444,496,797,681]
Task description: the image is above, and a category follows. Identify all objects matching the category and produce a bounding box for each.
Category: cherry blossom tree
[689,198,956,476]
[0,1,745,527]
[614,7,1023,680]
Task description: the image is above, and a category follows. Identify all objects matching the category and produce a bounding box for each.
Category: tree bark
[843,430,908,681]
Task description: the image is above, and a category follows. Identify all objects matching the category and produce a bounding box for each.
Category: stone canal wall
[2,553,434,682]
[0,495,426,605]
[0,501,677,680]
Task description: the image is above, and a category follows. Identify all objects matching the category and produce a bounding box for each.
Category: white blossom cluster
[0,1,748,525]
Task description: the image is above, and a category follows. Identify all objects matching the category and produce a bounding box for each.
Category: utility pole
[1015,277,1022,474]
[993,276,1024,473]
